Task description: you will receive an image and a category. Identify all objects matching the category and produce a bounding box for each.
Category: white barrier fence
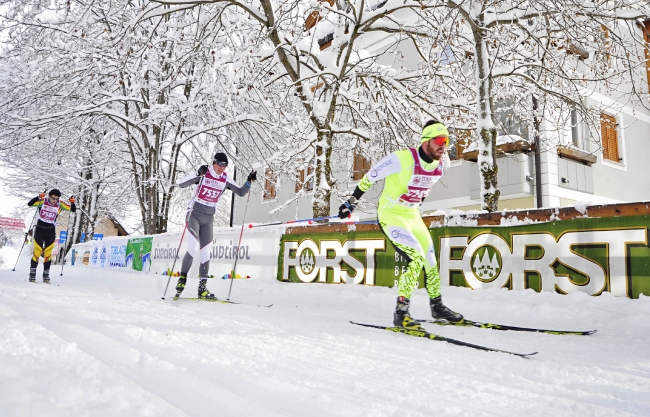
[66,226,284,281]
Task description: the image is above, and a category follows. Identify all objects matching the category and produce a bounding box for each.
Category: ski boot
[29,268,36,283]
[430,296,463,323]
[42,270,50,284]
[173,274,187,300]
[197,278,217,300]
[393,296,422,330]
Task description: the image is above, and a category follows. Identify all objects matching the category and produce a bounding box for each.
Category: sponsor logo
[370,159,393,178]
[410,175,435,187]
[91,247,99,265]
[299,248,315,274]
[283,239,385,284]
[202,178,226,189]
[109,245,127,267]
[391,229,418,245]
[210,241,251,260]
[439,228,648,296]
[100,246,107,268]
[471,246,501,281]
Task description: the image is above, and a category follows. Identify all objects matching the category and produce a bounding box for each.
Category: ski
[418,318,597,336]
[350,321,537,358]
[166,297,273,307]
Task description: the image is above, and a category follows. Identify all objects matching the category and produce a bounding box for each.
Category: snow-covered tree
[147,0,466,216]
[433,0,650,210]
[0,0,269,233]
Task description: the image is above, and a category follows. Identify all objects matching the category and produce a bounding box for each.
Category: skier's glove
[197,165,208,176]
[338,197,357,219]
[69,196,76,203]
[39,193,45,199]
[247,170,257,183]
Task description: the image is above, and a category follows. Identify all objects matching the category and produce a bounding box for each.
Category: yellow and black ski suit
[27,196,75,272]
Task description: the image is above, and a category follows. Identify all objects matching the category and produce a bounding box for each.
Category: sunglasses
[430,136,449,147]
[50,196,60,201]
[213,160,228,167]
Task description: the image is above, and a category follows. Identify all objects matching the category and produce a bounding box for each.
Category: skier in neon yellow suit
[338,120,463,329]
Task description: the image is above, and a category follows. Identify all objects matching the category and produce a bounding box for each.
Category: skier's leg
[197,213,215,299]
[379,211,426,329]
[411,218,463,323]
[176,212,200,294]
[30,228,44,282]
[41,229,55,282]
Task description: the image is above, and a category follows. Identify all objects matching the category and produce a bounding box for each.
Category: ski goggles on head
[213,160,228,167]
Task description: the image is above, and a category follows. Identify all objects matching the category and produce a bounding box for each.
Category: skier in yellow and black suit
[27,189,75,283]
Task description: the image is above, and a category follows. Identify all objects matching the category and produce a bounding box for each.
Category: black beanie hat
[49,189,61,197]
[213,152,228,165]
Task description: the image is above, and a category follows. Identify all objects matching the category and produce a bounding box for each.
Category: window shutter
[306,166,314,191]
[352,150,371,181]
[295,170,304,193]
[600,114,619,162]
[264,167,277,200]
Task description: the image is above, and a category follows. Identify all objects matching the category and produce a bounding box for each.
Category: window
[600,113,619,163]
[352,150,371,181]
[571,109,581,148]
[449,129,471,160]
[295,166,314,193]
[263,167,277,201]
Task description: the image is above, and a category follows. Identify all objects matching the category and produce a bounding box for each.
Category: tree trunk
[313,129,334,217]
[473,21,500,212]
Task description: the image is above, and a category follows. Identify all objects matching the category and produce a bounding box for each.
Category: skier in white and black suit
[175,152,257,299]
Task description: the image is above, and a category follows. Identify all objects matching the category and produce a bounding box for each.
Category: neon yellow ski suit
[357,147,444,299]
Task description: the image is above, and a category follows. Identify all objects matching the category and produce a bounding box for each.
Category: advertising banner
[107,238,128,269]
[0,217,26,230]
[150,227,282,281]
[278,215,650,299]
[126,237,153,272]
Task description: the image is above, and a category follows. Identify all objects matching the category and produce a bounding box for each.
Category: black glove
[338,197,357,219]
[247,170,257,183]
[197,165,208,176]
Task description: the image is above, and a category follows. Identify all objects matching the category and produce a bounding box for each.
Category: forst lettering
[283,239,385,285]
[438,229,647,296]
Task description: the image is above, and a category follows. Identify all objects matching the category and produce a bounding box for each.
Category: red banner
[0,217,26,230]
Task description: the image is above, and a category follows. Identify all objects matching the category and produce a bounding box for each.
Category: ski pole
[12,210,38,271]
[247,215,339,229]
[60,199,74,276]
[227,188,252,301]
[161,176,204,300]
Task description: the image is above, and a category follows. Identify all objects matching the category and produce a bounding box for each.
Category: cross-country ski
[350,321,538,357]
[418,318,598,336]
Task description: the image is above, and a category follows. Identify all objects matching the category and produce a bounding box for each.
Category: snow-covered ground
[1,249,650,417]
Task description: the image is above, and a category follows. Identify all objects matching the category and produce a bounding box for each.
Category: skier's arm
[226,170,256,197]
[338,153,401,218]
[27,196,42,207]
[226,178,251,197]
[177,173,201,189]
[60,200,76,213]
[353,153,402,199]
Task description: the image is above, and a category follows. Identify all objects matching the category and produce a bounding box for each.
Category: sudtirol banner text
[278,215,650,299]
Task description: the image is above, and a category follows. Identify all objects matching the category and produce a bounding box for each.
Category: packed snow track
[1,264,649,416]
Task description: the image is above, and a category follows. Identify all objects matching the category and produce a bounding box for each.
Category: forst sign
[278,216,650,299]
[282,237,386,284]
[438,227,648,297]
